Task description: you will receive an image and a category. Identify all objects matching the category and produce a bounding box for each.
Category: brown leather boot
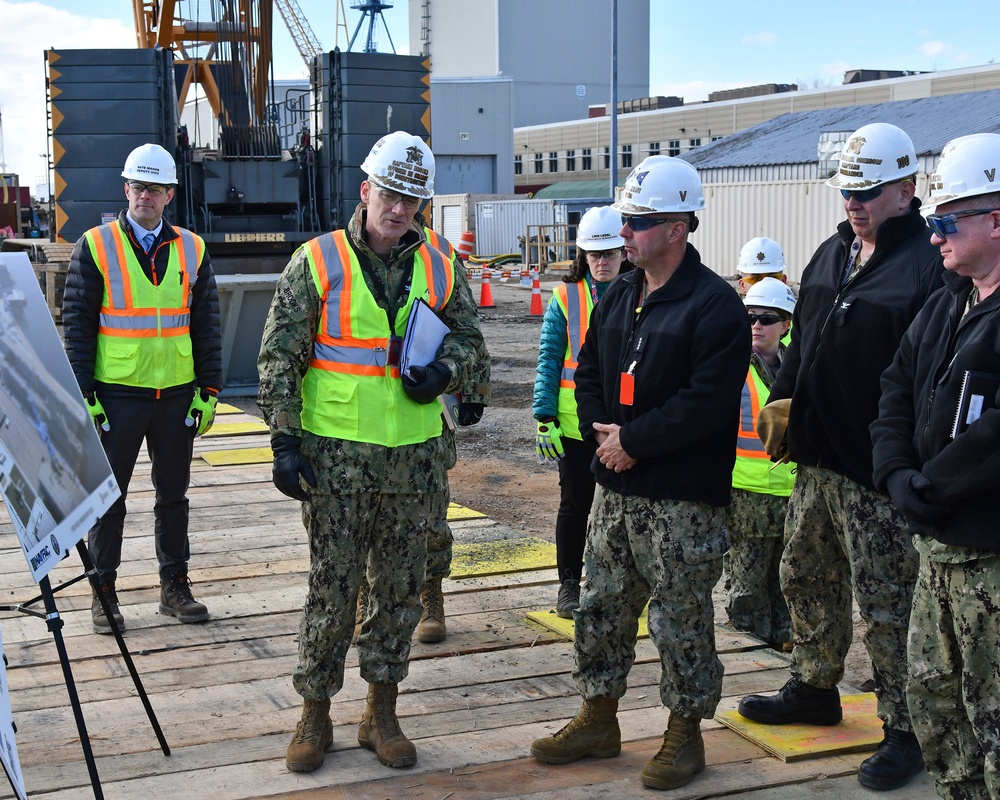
[640,712,706,790]
[91,581,125,634]
[530,696,621,764]
[357,682,417,768]
[285,699,333,772]
[416,577,446,643]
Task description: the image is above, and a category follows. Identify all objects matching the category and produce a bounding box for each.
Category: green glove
[85,393,110,432]
[535,418,565,461]
[185,389,218,436]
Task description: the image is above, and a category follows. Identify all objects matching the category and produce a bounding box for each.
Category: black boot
[857,726,924,790]
[738,676,842,725]
[159,572,210,623]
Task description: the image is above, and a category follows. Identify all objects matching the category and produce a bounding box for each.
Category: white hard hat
[576,206,625,250]
[612,155,705,214]
[122,143,177,185]
[361,131,435,199]
[743,276,796,315]
[925,132,1000,212]
[737,236,786,274]
[826,123,917,190]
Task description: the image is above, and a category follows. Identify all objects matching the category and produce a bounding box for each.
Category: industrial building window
[582,148,592,170]
[689,138,702,148]
[534,153,544,173]
[668,140,681,157]
[603,146,610,169]
[549,152,558,172]
[712,135,724,142]
[566,150,576,171]
[621,144,632,169]
[649,142,660,156]
[514,155,522,175]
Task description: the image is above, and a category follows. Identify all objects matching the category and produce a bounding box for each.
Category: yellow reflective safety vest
[552,280,594,442]
[732,364,795,496]
[85,221,203,389]
[301,230,455,446]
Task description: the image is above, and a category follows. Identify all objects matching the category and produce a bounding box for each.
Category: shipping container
[474,198,567,258]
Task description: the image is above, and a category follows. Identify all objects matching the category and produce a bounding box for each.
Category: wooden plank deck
[0,411,938,799]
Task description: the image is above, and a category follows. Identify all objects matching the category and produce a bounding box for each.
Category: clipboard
[400,298,450,378]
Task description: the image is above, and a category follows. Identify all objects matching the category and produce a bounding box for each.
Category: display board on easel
[0,252,119,584]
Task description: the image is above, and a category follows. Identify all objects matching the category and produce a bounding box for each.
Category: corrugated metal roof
[681,90,1000,169]
[533,179,624,199]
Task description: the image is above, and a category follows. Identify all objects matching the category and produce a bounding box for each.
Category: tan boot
[416,577,446,643]
[530,696,620,764]
[640,712,706,790]
[357,682,417,768]
[285,699,333,772]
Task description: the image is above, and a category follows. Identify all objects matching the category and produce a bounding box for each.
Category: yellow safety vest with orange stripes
[300,230,455,446]
[552,280,594,442]
[85,221,203,389]
[732,365,795,496]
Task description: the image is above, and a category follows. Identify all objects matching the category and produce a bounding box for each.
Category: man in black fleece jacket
[738,123,943,792]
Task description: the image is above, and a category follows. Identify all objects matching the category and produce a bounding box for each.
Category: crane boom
[274,0,324,66]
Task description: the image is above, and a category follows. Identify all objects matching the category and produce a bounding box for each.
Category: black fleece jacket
[574,243,750,507]
[768,201,943,489]
[872,269,1000,551]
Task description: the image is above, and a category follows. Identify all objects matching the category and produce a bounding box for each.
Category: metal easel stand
[0,540,170,800]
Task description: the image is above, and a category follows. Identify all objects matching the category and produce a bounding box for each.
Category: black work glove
[457,401,485,426]
[401,360,452,404]
[885,469,949,524]
[270,434,317,502]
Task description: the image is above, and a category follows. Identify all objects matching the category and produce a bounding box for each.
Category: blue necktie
[142,232,155,253]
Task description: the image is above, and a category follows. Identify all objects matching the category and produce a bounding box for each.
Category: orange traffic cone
[457,230,475,261]
[479,268,495,309]
[529,269,543,316]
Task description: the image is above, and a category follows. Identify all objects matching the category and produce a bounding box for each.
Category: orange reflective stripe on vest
[555,281,591,390]
[736,367,769,459]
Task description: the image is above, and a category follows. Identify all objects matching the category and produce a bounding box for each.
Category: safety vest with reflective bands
[424,228,456,262]
[85,221,203,389]
[552,280,594,442]
[732,365,795,496]
[301,230,455,446]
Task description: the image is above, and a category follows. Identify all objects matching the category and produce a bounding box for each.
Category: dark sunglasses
[620,214,688,232]
[839,178,911,204]
[926,208,997,238]
[747,313,784,327]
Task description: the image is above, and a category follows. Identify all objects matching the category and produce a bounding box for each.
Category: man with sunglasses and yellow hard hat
[530,155,749,791]
[738,123,944,791]
[63,142,223,636]
[872,132,1000,800]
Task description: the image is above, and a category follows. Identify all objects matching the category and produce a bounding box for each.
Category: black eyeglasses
[747,313,784,327]
[127,181,167,197]
[926,208,998,238]
[620,214,688,232]
[585,249,623,260]
[839,178,911,204]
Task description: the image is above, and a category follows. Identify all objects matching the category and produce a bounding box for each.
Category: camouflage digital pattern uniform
[574,485,729,719]
[907,537,1000,800]
[258,206,482,700]
[780,464,917,731]
[724,488,791,644]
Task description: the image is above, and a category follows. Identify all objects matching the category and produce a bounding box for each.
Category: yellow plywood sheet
[715,692,883,762]
[448,502,485,520]
[526,605,649,641]
[200,447,272,466]
[216,402,243,414]
[449,536,557,579]
[203,420,270,437]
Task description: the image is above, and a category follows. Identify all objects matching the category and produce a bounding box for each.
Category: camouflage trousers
[425,424,457,581]
[573,485,728,719]
[724,488,791,644]
[780,464,917,731]
[293,486,446,700]
[907,554,1000,800]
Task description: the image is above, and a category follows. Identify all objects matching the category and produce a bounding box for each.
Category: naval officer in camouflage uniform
[738,123,943,791]
[872,133,1000,800]
[257,131,483,774]
[530,156,749,791]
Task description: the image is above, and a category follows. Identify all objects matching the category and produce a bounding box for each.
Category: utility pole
[610,0,618,200]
